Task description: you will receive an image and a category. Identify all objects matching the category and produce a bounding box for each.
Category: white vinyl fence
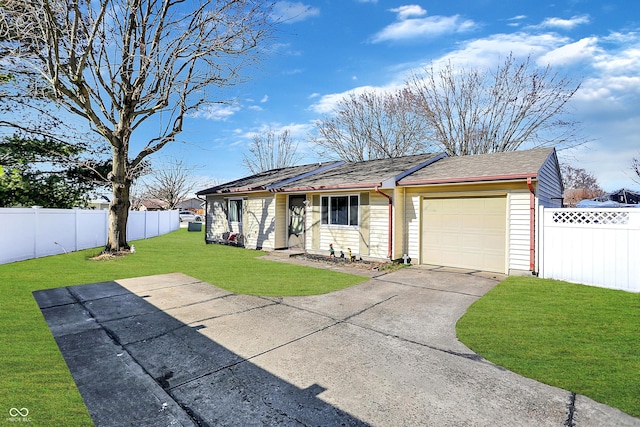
[0,207,179,265]
[539,207,640,292]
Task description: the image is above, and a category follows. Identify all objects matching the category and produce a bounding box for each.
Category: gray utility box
[187,222,202,232]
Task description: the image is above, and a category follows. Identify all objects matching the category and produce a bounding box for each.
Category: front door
[288,195,306,249]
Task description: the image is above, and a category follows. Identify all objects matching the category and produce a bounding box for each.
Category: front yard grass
[457,275,640,418]
[0,228,367,426]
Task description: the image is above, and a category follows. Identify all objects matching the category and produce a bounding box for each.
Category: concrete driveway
[34,267,639,426]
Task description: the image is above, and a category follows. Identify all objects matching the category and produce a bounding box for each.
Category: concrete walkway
[34,269,639,426]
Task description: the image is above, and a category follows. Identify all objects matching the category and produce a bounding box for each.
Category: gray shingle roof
[398,148,555,185]
[197,148,556,195]
[196,162,339,195]
[278,153,443,191]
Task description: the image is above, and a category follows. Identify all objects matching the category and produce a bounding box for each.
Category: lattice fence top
[552,210,629,225]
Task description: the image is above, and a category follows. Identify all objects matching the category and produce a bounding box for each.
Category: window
[228,199,243,222]
[321,195,359,226]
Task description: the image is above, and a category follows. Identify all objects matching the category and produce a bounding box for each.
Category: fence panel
[1,208,37,263]
[77,210,109,250]
[127,211,147,241]
[0,208,179,265]
[37,209,77,258]
[145,211,160,238]
[540,208,640,292]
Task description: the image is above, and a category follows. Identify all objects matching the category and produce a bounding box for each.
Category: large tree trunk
[106,146,131,252]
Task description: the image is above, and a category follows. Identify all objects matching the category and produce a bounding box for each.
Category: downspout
[527,177,536,273]
[197,194,207,243]
[375,186,393,259]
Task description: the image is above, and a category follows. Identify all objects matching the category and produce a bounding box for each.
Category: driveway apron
[34,270,640,427]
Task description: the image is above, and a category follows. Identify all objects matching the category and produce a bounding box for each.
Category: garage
[421,196,507,273]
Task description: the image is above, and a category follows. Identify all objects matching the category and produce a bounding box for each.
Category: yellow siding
[274,194,288,248]
[403,182,532,271]
[319,227,361,257]
[303,190,390,260]
[368,193,391,259]
[206,196,229,241]
[508,191,532,272]
[243,195,276,250]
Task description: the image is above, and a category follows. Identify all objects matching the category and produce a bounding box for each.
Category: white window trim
[321,194,360,228]
[226,198,244,224]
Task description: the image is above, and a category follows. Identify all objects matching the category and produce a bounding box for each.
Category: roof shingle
[398,148,554,185]
[278,153,443,191]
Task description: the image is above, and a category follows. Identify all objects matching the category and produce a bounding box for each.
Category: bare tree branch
[242,128,302,173]
[560,164,605,207]
[311,88,430,162]
[632,156,640,185]
[142,158,199,209]
[1,0,274,251]
[406,54,585,156]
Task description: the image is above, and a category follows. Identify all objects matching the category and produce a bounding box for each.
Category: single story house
[196,147,563,275]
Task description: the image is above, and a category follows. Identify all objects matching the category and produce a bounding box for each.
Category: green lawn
[457,276,640,418]
[0,228,367,426]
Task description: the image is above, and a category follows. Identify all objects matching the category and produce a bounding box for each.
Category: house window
[228,199,243,223]
[321,195,359,226]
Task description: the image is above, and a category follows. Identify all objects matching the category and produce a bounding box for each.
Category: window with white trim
[228,199,243,223]
[321,195,359,226]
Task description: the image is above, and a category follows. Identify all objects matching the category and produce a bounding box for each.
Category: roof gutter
[275,182,381,193]
[375,186,393,260]
[400,173,538,187]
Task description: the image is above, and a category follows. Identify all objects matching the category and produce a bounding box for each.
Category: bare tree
[561,164,604,207]
[243,128,302,173]
[1,0,273,251]
[311,88,430,162]
[142,159,199,210]
[632,156,640,185]
[406,54,584,156]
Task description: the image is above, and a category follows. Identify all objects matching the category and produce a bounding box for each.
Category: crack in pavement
[370,276,488,298]
[565,392,577,427]
[258,293,499,369]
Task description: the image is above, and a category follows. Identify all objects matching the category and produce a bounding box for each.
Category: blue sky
[155,0,640,193]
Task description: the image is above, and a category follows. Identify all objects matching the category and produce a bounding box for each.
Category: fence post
[32,206,40,259]
[74,207,80,252]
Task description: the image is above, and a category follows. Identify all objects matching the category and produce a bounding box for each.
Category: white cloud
[308,84,402,115]
[538,37,600,66]
[371,8,476,43]
[430,32,567,70]
[191,104,240,121]
[241,122,315,142]
[537,15,590,30]
[271,2,320,24]
[390,5,427,20]
[260,95,269,103]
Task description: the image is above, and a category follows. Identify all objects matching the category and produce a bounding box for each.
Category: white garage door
[421,196,507,273]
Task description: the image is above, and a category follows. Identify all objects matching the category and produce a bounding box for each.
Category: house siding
[403,188,422,262]
[368,193,391,259]
[508,191,533,272]
[274,194,288,248]
[206,196,229,242]
[402,183,532,271]
[302,190,391,260]
[243,195,276,250]
[537,151,563,208]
